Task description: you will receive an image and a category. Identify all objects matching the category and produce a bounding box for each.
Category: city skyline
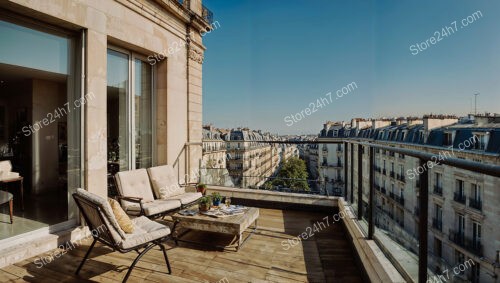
[202,0,500,135]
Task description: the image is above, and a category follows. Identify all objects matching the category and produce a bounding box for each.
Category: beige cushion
[147,165,185,199]
[108,198,134,233]
[119,216,171,249]
[151,180,186,199]
[115,169,155,207]
[166,192,202,205]
[75,188,126,242]
[124,199,181,216]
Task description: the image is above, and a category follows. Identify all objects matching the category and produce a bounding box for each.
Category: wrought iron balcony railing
[453,192,466,204]
[449,229,465,247]
[202,4,214,24]
[468,198,482,211]
[433,185,443,196]
[394,195,405,206]
[432,218,442,231]
[396,174,405,182]
[465,239,483,257]
[390,171,395,178]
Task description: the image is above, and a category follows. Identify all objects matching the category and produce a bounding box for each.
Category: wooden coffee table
[171,206,259,251]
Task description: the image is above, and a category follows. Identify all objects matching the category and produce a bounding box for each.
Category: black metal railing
[449,229,465,247]
[382,169,387,175]
[394,195,405,206]
[468,198,482,211]
[390,171,395,178]
[251,138,500,283]
[432,218,442,231]
[397,174,406,182]
[433,185,443,196]
[381,187,386,194]
[465,239,483,257]
[453,192,466,204]
[202,4,214,24]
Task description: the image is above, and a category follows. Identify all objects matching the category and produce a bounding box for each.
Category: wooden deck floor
[0,209,364,283]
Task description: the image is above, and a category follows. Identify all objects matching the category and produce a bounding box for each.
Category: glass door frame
[107,45,156,171]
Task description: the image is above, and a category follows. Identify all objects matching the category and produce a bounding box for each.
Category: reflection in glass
[134,59,152,169]
[0,20,69,74]
[107,49,129,173]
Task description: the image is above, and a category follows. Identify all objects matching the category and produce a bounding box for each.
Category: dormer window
[443,132,453,146]
[472,133,488,150]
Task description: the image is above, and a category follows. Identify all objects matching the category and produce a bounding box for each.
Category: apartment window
[472,133,487,150]
[434,238,442,257]
[471,262,480,283]
[469,183,482,210]
[433,204,442,230]
[107,48,154,175]
[454,251,465,274]
[435,173,441,186]
[452,179,466,204]
[457,213,465,236]
[472,222,481,247]
[443,132,453,146]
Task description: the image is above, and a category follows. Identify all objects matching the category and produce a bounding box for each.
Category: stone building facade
[0,0,213,266]
[316,114,500,282]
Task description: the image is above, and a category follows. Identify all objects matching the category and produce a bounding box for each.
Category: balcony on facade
[382,168,387,175]
[395,195,405,206]
[322,161,342,168]
[390,171,395,178]
[433,185,443,196]
[448,229,465,247]
[396,174,405,183]
[453,192,466,204]
[448,230,483,256]
[468,198,482,211]
[432,218,443,231]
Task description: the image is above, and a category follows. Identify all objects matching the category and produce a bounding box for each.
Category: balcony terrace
[0,185,410,283]
[0,206,365,282]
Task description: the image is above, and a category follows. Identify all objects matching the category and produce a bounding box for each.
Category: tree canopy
[265,157,310,191]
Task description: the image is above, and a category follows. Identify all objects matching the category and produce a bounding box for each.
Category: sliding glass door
[106,48,154,185]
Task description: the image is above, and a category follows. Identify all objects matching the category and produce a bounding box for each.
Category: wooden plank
[0,208,363,282]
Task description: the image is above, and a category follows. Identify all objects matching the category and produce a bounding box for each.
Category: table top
[0,176,23,183]
[0,190,13,204]
[172,206,259,234]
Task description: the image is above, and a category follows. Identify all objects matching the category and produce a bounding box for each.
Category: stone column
[85,29,108,198]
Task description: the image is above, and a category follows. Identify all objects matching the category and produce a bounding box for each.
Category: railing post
[368,146,374,239]
[350,143,354,204]
[357,144,362,220]
[344,142,348,200]
[418,158,429,283]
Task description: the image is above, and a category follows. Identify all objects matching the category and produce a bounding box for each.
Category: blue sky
[202,0,500,135]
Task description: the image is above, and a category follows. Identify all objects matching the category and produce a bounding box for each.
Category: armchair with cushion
[114,169,181,218]
[147,165,202,208]
[73,188,172,283]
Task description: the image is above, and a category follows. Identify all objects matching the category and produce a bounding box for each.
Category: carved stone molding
[189,47,204,64]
